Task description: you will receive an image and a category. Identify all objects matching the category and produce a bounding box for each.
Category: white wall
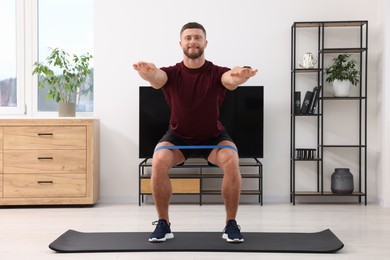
[94,0,382,203]
[378,0,390,207]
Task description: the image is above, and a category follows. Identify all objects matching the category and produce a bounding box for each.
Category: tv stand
[138,158,263,206]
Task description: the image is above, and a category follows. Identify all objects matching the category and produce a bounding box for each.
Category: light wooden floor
[1,202,389,260]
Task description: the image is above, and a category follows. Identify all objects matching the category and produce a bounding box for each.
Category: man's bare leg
[208,140,243,242]
[151,141,185,223]
[207,140,242,223]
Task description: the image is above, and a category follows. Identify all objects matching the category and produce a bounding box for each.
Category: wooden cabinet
[0,119,99,206]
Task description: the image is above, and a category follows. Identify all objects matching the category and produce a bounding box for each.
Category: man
[134,22,258,243]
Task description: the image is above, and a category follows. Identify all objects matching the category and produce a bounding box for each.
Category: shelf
[293,191,366,196]
[141,192,201,195]
[321,21,367,27]
[144,190,263,196]
[292,113,321,117]
[293,21,367,28]
[292,68,321,73]
[140,158,262,168]
[202,190,262,195]
[320,48,367,54]
[321,96,366,100]
[292,158,322,161]
[140,173,201,179]
[321,145,366,148]
[141,173,262,179]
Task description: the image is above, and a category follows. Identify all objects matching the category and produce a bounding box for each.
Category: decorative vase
[332,79,351,97]
[331,168,354,194]
[58,102,76,117]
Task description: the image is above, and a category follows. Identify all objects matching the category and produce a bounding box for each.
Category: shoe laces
[152,219,169,228]
[223,219,241,233]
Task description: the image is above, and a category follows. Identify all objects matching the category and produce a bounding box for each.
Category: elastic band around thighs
[154,145,238,153]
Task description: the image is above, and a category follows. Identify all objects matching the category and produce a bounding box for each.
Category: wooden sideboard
[0,118,99,206]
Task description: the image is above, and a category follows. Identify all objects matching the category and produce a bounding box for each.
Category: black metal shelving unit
[290,20,368,205]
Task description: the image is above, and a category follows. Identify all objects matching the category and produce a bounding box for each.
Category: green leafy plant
[325,54,360,86]
[32,48,93,103]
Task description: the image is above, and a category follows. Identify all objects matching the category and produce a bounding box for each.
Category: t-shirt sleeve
[215,66,231,89]
[160,65,177,89]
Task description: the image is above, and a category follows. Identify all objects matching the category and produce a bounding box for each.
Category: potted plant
[325,54,360,97]
[32,48,93,116]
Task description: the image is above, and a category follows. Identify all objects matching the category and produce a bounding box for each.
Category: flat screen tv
[139,86,264,159]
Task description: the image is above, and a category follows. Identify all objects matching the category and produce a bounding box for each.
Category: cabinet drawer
[3,150,86,173]
[4,126,86,149]
[0,128,3,173]
[3,174,86,198]
[0,151,2,174]
[141,178,200,194]
[0,174,3,197]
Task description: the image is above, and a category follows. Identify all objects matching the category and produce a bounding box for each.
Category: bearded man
[134,22,258,243]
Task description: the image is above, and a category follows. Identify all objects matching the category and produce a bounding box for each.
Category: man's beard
[183,46,204,59]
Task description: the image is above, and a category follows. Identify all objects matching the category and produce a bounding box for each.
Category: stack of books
[294,86,321,115]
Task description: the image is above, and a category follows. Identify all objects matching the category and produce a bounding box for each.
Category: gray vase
[58,102,76,117]
[331,168,354,194]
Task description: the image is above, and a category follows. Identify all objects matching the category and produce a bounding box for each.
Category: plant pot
[331,168,354,194]
[332,79,351,97]
[58,102,76,117]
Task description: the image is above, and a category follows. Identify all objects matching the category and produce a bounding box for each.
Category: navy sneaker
[222,219,244,243]
[148,219,174,242]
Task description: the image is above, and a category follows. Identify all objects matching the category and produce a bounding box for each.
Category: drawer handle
[37,133,53,136]
[37,157,54,160]
[37,180,54,184]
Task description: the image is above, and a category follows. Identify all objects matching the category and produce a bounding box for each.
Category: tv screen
[139,86,264,159]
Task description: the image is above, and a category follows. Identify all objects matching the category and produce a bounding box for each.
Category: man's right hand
[133,61,157,74]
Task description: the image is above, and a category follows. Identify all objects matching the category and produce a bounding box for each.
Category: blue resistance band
[154,145,238,153]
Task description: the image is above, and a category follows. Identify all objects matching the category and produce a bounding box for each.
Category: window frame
[1,0,93,117]
[0,0,26,115]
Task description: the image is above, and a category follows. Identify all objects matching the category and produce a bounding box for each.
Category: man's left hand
[230,66,258,78]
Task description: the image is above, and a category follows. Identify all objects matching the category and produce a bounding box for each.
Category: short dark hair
[180,22,206,37]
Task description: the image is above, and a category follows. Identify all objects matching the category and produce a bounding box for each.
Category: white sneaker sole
[222,233,244,243]
[149,233,174,242]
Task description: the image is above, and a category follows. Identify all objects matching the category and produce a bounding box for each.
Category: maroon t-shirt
[160,61,230,144]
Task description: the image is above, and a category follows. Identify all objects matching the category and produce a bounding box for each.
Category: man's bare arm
[221,66,258,90]
[133,61,168,89]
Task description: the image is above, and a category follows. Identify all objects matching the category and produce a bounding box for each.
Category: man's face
[180,28,207,59]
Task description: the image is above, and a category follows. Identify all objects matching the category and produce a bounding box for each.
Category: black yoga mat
[49,229,343,253]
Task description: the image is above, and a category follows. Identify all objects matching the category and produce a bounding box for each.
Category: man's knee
[216,150,239,170]
[152,151,176,172]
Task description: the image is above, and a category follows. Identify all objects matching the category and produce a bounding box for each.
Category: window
[37,0,94,113]
[0,0,93,116]
[0,0,24,114]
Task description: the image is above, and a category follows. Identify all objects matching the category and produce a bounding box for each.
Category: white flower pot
[332,79,351,97]
[58,102,76,117]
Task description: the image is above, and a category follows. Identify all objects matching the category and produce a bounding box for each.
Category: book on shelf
[297,86,321,115]
[300,91,313,114]
[308,86,321,114]
[294,91,301,114]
